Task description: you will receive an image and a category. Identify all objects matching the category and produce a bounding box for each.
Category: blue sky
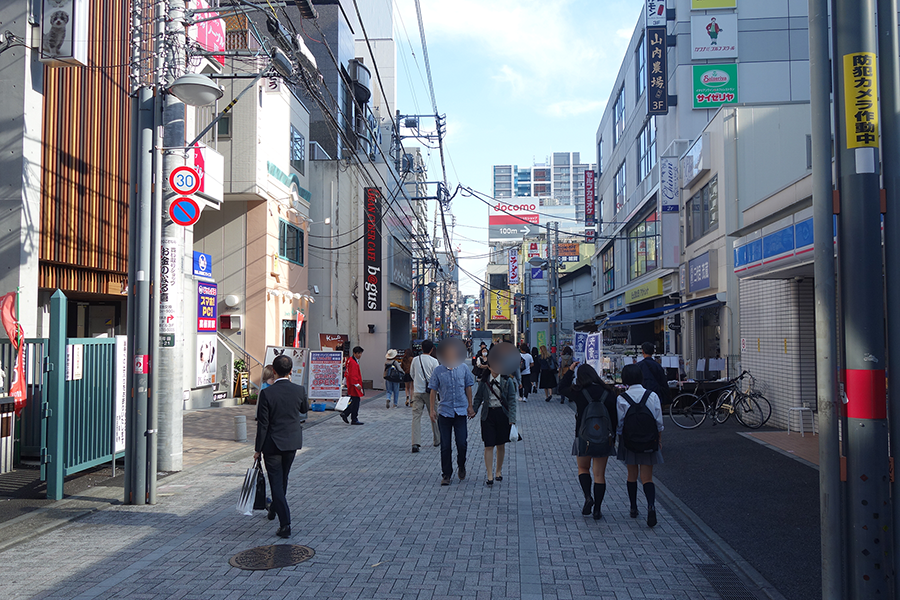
[392,0,642,294]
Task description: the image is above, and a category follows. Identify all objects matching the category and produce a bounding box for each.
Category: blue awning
[601,295,721,327]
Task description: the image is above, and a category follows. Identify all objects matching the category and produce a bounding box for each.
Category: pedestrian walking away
[557,346,575,404]
[637,342,671,405]
[410,339,441,453]
[253,354,309,539]
[429,338,476,486]
[560,361,618,520]
[384,349,403,408]
[341,346,365,425]
[518,342,534,402]
[530,347,540,393]
[617,363,665,527]
[473,344,518,485]
[538,345,558,401]
[400,347,414,406]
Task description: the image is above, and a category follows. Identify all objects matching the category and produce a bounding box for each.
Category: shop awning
[600,295,721,327]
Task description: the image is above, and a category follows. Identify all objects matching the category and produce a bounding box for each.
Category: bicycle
[718,371,772,427]
[668,371,766,430]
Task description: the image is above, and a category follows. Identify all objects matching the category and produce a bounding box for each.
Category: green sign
[692,64,738,109]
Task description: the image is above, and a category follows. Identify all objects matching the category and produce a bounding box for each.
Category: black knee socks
[578,473,593,499]
[627,480,638,509]
[643,482,656,510]
[593,483,606,507]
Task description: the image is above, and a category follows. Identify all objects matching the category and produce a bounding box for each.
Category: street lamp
[167,73,224,106]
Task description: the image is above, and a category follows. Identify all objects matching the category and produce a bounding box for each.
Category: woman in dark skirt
[617,364,665,528]
[473,348,518,486]
[537,345,558,401]
[560,362,618,520]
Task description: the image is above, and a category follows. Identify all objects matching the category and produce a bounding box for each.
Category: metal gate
[0,339,48,459]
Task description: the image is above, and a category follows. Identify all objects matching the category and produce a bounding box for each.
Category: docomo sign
[489,203,540,225]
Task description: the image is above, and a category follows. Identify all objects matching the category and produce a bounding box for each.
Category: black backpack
[384,363,402,382]
[621,390,659,453]
[577,388,613,457]
[520,356,526,371]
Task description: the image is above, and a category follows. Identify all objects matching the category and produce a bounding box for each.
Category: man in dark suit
[254,354,308,538]
[638,342,670,405]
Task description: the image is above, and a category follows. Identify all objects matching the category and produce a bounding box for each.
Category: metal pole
[809,0,843,595]
[877,0,900,594]
[833,1,892,595]
[157,0,187,473]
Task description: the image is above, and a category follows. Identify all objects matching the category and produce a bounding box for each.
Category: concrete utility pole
[156,0,188,473]
[877,0,900,596]
[832,0,892,595]
[808,0,842,595]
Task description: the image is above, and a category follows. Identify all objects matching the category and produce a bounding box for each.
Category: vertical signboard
[660,156,680,268]
[40,0,89,66]
[586,332,603,374]
[114,336,127,453]
[647,27,669,116]
[574,332,588,364]
[584,170,596,225]
[491,290,511,321]
[196,334,217,386]
[691,14,738,59]
[843,52,879,149]
[646,0,666,26]
[508,249,520,285]
[159,239,178,347]
[363,188,383,311]
[197,282,218,332]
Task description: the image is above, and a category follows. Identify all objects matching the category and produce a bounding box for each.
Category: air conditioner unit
[219,314,243,330]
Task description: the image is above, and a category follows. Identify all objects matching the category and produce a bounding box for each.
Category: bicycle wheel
[669,393,708,429]
[750,392,773,426]
[714,390,735,424]
[734,396,765,429]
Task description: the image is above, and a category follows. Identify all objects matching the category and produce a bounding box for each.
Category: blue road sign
[193,251,213,278]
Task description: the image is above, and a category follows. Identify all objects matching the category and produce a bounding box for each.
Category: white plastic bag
[509,424,520,443]
[237,458,260,516]
[335,396,351,412]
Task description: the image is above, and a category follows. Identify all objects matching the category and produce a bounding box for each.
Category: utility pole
[877,0,900,596]
[832,0,892,596]
[808,0,842,596]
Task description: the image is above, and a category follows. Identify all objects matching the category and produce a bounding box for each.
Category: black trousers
[341,396,361,422]
[263,448,296,528]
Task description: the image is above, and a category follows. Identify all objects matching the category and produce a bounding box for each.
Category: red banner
[294,312,305,348]
[0,293,26,415]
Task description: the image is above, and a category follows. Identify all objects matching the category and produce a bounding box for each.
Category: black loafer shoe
[341,414,349,424]
[458,468,466,481]
[630,507,639,519]
[593,505,603,520]
[276,525,291,538]
[267,505,276,521]
[582,498,594,516]
[647,509,657,528]
[411,445,420,453]
[440,478,451,486]
[351,421,364,425]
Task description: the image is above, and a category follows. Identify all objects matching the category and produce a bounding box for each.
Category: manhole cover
[229,545,315,570]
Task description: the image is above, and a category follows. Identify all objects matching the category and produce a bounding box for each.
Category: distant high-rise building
[491,152,596,222]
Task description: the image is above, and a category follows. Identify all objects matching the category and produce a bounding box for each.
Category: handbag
[237,458,261,516]
[335,396,351,412]
[509,424,520,443]
[253,462,268,510]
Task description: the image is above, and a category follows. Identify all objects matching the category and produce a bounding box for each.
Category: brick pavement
[2,392,733,600]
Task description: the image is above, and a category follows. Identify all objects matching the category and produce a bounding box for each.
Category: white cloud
[545,99,605,118]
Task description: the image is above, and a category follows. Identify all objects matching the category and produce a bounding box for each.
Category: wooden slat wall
[40,0,131,295]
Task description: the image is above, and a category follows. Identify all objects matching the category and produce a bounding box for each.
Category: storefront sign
[646,0,666,27]
[584,170,596,224]
[558,243,580,258]
[585,228,596,243]
[586,333,603,374]
[843,52,879,149]
[159,239,178,347]
[197,282,218,332]
[363,187,383,311]
[192,251,213,278]
[691,14,737,59]
[508,248,521,285]
[689,251,718,293]
[309,351,344,399]
[647,26,669,116]
[625,279,664,305]
[531,267,544,280]
[489,203,541,241]
[491,290,511,321]
[692,64,738,109]
[196,333,217,386]
[660,157,679,212]
[691,0,736,8]
[319,333,349,352]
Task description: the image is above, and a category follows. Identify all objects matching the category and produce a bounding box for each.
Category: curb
[0,393,385,554]
[736,431,820,471]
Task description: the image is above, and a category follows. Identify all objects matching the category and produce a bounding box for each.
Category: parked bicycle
[668,371,769,430]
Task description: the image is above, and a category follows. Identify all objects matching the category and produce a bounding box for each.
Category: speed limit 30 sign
[169,166,201,195]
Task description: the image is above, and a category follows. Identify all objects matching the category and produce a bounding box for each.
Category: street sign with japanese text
[508,248,520,285]
[646,0,666,27]
[692,64,738,109]
[647,27,669,116]
[843,52,879,149]
[584,170,595,224]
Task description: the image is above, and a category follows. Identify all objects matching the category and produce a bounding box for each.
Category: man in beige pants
[410,339,440,453]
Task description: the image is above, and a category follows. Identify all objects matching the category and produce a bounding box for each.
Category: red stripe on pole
[845,369,887,419]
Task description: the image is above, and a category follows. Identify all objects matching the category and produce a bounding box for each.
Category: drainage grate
[696,563,761,600]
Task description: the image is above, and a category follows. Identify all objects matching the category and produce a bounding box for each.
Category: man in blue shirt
[429,338,476,486]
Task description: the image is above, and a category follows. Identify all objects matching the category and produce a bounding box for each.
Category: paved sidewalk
[2,393,756,600]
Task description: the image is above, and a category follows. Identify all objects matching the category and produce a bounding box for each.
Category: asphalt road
[654,417,821,600]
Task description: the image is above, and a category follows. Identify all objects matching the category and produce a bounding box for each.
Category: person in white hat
[383,349,403,408]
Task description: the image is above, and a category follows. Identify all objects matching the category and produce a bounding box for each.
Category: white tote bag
[236,458,260,516]
[509,424,520,443]
[335,396,351,412]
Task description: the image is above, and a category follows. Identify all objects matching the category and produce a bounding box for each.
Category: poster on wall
[309,351,344,400]
[363,187,383,311]
[114,336,127,453]
[319,333,349,352]
[491,290,511,321]
[574,332,588,364]
[197,333,217,387]
[691,14,738,59]
[536,330,547,350]
[40,0,89,66]
[264,346,309,387]
[197,282,218,332]
[159,239,178,347]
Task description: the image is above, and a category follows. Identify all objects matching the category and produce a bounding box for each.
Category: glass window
[636,35,646,99]
[602,246,615,294]
[628,209,659,281]
[613,86,626,146]
[614,162,626,212]
[686,176,719,244]
[290,125,306,175]
[279,219,304,265]
[638,117,657,182]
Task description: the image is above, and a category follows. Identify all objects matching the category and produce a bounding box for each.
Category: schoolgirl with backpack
[560,362,618,521]
[616,363,665,528]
